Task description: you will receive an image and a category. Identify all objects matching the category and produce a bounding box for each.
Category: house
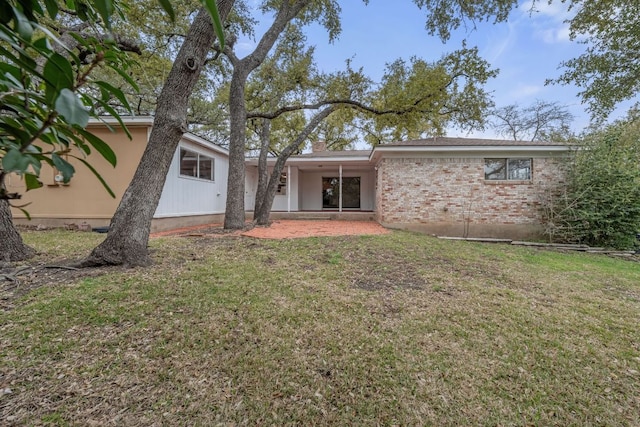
[245,141,376,218]
[9,117,573,239]
[245,138,572,239]
[8,117,229,232]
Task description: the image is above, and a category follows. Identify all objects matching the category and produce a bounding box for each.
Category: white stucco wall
[270,166,299,211]
[244,166,300,212]
[245,166,258,210]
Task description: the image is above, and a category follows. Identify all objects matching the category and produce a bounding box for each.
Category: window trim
[179,147,215,182]
[484,158,532,182]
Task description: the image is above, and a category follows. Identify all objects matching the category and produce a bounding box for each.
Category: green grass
[1,230,639,426]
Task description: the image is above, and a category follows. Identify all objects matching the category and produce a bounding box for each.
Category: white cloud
[537,24,572,43]
[518,0,575,44]
[235,40,256,54]
[519,0,572,20]
[509,84,543,100]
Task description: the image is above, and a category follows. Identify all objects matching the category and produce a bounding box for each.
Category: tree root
[0,264,80,283]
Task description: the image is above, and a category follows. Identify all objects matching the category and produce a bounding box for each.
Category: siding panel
[154,141,228,217]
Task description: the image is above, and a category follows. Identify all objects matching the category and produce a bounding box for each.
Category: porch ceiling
[293,161,373,171]
[246,157,373,171]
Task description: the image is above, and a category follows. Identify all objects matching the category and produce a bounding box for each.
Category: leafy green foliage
[361,46,497,144]
[0,0,137,200]
[543,114,640,249]
[238,27,497,151]
[202,0,226,47]
[0,0,226,201]
[550,0,640,119]
[413,0,517,41]
[87,0,225,117]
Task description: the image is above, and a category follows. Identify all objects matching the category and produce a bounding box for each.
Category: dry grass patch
[1,230,639,425]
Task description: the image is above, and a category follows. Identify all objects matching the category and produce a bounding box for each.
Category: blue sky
[237,1,635,139]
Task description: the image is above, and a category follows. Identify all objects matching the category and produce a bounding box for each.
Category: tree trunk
[253,119,271,220]
[223,0,311,230]
[223,68,249,229]
[254,106,335,226]
[81,2,234,267]
[0,200,35,262]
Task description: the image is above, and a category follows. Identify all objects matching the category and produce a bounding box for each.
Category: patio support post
[339,164,343,213]
[287,164,291,212]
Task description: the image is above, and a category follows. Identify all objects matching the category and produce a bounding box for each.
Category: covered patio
[245,149,377,215]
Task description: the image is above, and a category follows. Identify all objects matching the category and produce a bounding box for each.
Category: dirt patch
[342,246,428,291]
[152,220,389,240]
[242,220,389,239]
[2,221,389,310]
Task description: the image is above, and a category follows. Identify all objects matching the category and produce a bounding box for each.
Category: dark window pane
[484,159,506,180]
[508,159,531,180]
[342,177,361,208]
[180,148,198,177]
[199,157,214,180]
[322,177,360,208]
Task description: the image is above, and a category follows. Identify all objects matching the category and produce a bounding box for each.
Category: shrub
[543,117,640,249]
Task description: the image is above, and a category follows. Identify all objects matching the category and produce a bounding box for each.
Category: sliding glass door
[322,177,361,209]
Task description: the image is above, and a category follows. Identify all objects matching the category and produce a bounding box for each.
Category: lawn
[1,229,639,426]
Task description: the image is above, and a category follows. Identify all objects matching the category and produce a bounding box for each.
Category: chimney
[312,140,327,153]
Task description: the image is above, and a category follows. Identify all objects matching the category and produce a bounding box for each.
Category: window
[275,172,287,195]
[180,148,214,181]
[484,158,532,181]
[322,177,361,209]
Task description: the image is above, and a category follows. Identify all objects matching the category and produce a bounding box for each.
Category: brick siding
[376,156,568,228]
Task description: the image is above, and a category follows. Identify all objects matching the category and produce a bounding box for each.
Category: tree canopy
[216,0,518,229]
[0,0,226,262]
[542,110,640,249]
[490,100,575,142]
[0,0,137,202]
[550,0,640,119]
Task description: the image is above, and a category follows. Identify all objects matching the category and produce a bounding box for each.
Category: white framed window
[180,148,214,181]
[484,158,532,181]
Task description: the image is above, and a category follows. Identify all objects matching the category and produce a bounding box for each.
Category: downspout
[287,164,291,213]
[339,164,343,213]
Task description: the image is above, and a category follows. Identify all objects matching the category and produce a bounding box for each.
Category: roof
[381,136,568,147]
[246,149,372,171]
[369,136,574,163]
[88,116,155,128]
[88,116,229,156]
[246,136,574,170]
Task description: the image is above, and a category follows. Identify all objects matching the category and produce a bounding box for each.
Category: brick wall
[375,156,568,238]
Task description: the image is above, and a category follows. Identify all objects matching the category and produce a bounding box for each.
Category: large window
[322,177,361,209]
[484,158,532,181]
[180,148,214,181]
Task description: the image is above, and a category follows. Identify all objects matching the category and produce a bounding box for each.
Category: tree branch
[247,96,442,120]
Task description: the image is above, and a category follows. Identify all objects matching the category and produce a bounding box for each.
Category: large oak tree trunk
[223,0,311,230]
[253,119,271,221]
[0,200,35,262]
[254,107,335,226]
[81,2,234,267]
[223,69,249,229]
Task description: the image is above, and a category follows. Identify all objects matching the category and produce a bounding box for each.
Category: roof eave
[181,133,229,156]
[245,155,371,165]
[88,116,155,127]
[369,144,574,162]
